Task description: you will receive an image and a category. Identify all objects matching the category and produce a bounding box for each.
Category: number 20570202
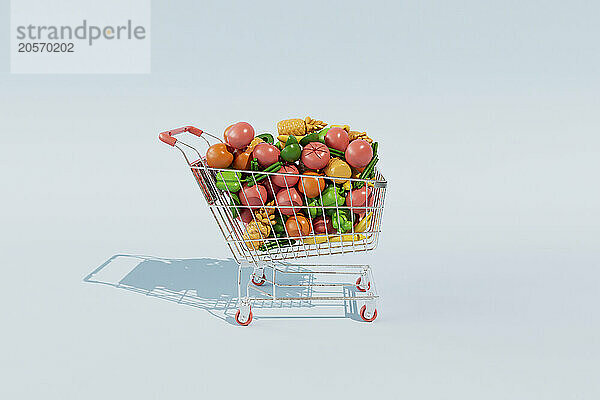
[18,42,74,52]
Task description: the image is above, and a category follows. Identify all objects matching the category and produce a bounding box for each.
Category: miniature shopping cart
[159,125,387,325]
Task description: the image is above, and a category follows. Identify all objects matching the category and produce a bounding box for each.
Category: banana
[303,233,366,244]
[329,234,366,242]
[353,212,372,233]
[277,134,306,144]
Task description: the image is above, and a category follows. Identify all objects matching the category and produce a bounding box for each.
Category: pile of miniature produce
[204,116,379,252]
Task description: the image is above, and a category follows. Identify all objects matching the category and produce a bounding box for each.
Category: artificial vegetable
[277,134,306,144]
[325,127,349,152]
[303,233,366,244]
[301,234,330,245]
[345,139,373,168]
[272,213,286,237]
[348,130,373,143]
[205,143,233,169]
[232,149,252,170]
[243,220,271,250]
[360,156,378,179]
[257,133,274,144]
[327,147,346,158]
[301,142,330,170]
[305,196,322,218]
[317,128,329,143]
[253,142,280,168]
[299,130,326,146]
[258,238,296,251]
[354,142,379,189]
[353,212,372,233]
[246,161,283,186]
[277,116,326,137]
[280,135,302,162]
[330,124,350,132]
[230,192,241,205]
[229,192,241,219]
[298,172,326,198]
[324,157,352,183]
[321,185,346,208]
[329,233,365,242]
[331,210,353,233]
[224,122,254,149]
[229,201,240,218]
[285,214,311,237]
[215,170,243,192]
[254,200,276,228]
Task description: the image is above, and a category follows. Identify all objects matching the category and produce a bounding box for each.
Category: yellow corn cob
[277,116,327,136]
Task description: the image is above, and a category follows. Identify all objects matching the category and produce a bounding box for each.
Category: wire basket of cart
[159,123,387,325]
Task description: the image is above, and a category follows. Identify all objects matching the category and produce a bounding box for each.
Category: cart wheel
[235,309,253,326]
[359,305,377,322]
[252,274,266,286]
[356,277,370,292]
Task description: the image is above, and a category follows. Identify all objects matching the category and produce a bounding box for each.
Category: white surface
[1,1,599,398]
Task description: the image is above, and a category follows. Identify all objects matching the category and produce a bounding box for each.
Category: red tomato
[345,139,373,168]
[312,216,336,235]
[301,142,330,170]
[239,184,268,208]
[224,122,255,149]
[325,127,349,151]
[275,187,303,215]
[253,143,280,168]
[271,164,299,188]
[238,208,254,223]
[346,186,374,216]
[261,178,280,201]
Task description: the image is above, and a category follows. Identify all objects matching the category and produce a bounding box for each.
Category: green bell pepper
[257,133,274,144]
[317,128,329,143]
[331,210,353,233]
[280,135,301,162]
[215,170,243,192]
[306,197,322,218]
[321,185,346,208]
[299,128,329,146]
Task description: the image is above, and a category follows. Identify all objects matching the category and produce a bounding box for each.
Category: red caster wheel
[356,277,370,292]
[359,305,377,322]
[252,274,266,286]
[235,309,253,326]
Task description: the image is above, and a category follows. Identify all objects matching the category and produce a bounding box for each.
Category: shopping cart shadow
[83,254,364,325]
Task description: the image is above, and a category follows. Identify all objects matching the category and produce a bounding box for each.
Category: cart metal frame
[159,125,387,325]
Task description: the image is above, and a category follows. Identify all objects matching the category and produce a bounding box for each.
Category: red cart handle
[159,126,203,146]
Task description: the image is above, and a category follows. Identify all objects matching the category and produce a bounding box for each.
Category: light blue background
[1,1,598,399]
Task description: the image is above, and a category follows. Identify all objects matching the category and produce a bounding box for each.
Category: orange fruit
[297,172,325,199]
[285,214,312,237]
